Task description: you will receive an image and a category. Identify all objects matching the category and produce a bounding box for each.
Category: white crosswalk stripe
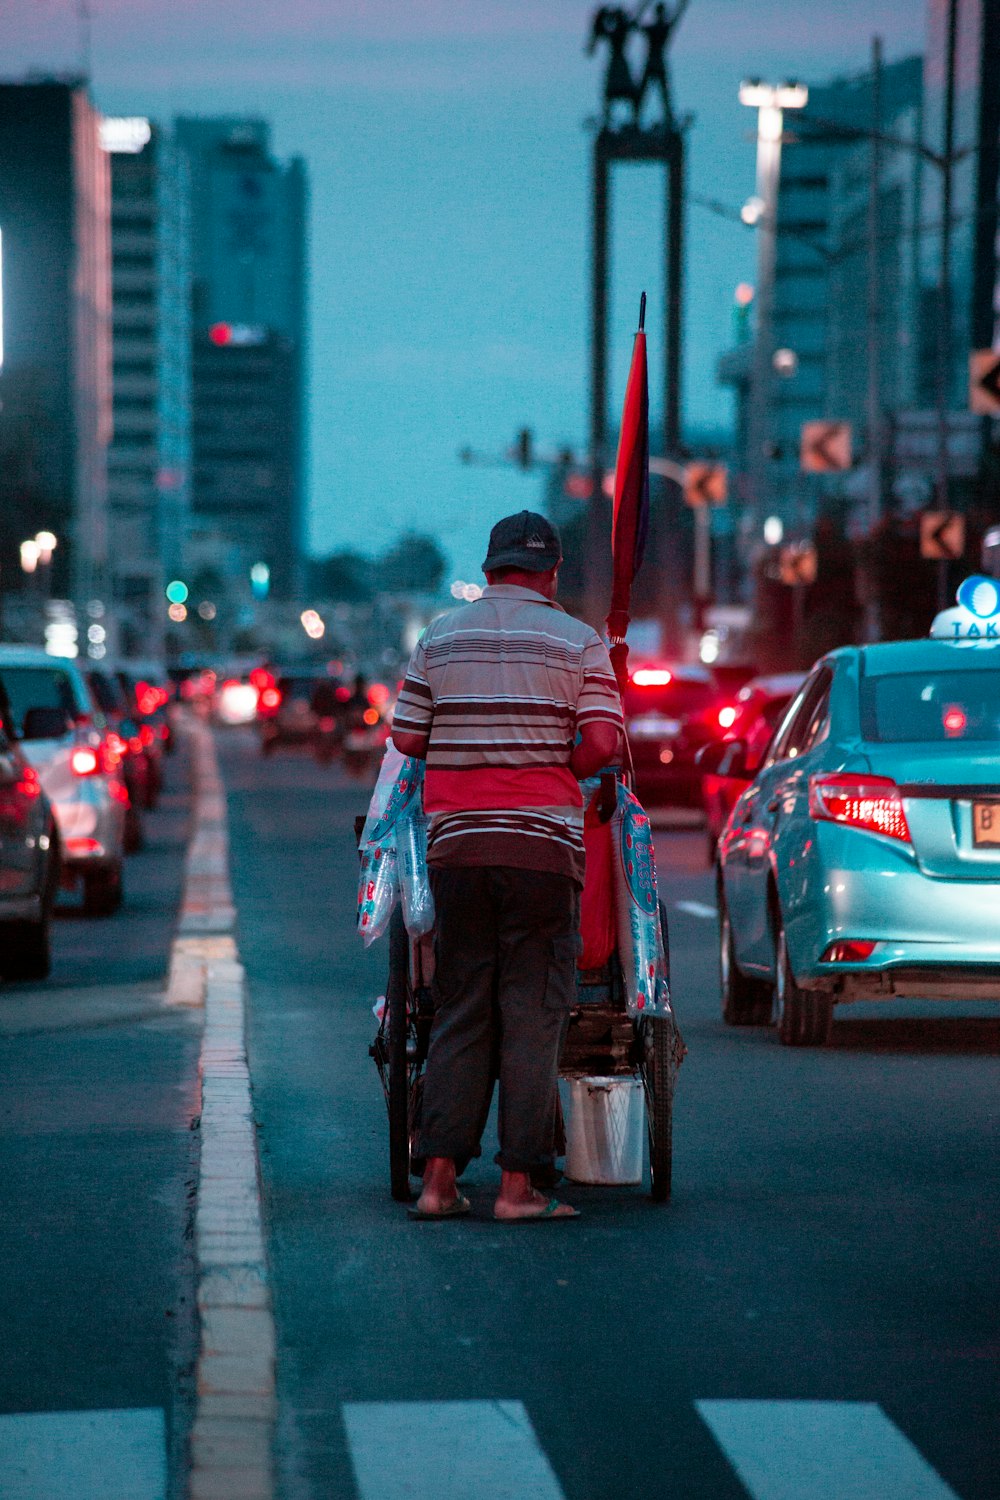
[342,1400,566,1500]
[696,1400,961,1500]
[0,1408,166,1500]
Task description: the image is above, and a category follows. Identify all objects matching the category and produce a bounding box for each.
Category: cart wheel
[639,1013,675,1201]
[386,907,413,1201]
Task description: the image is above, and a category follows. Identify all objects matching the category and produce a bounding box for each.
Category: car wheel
[0,915,52,982]
[83,862,123,917]
[773,919,833,1046]
[124,802,144,854]
[719,887,772,1025]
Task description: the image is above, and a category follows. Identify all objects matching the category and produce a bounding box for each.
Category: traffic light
[516,428,533,469]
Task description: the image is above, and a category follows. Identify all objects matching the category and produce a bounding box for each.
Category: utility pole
[587,142,611,628]
[866,36,884,532]
[740,82,809,538]
[936,0,959,610]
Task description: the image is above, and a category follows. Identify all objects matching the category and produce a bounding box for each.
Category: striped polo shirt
[391,584,623,885]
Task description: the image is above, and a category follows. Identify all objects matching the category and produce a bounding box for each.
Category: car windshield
[861,668,1000,743]
[0,666,80,734]
[623,679,716,718]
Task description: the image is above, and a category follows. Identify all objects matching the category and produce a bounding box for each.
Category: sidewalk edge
[177,719,276,1500]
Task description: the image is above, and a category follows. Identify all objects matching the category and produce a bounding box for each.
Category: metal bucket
[564,1076,644,1185]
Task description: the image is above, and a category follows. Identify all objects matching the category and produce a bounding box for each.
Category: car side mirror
[696,738,751,779]
[21,705,71,740]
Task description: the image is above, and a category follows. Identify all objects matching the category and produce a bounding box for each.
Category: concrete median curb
[173,717,276,1500]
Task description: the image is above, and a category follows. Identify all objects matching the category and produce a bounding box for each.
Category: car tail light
[631,667,672,687]
[136,681,161,716]
[363,707,381,727]
[139,724,155,748]
[158,724,169,741]
[717,704,738,731]
[821,939,877,963]
[258,686,282,713]
[368,682,390,708]
[16,766,42,799]
[106,731,128,762]
[109,778,130,806]
[71,747,101,776]
[65,836,104,855]
[809,772,911,844]
[129,735,144,756]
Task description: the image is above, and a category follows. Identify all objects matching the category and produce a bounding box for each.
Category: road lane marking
[0,1408,165,1499]
[674,900,718,919]
[180,718,276,1499]
[696,1400,961,1500]
[343,1400,566,1500]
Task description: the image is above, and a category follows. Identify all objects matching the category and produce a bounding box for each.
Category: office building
[104,117,191,654]
[175,118,307,600]
[0,79,111,611]
[920,0,1000,403]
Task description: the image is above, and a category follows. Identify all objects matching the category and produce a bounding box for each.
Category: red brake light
[335,685,352,702]
[631,668,672,687]
[368,682,390,708]
[139,724,155,747]
[808,772,911,844]
[15,766,41,800]
[363,707,381,726]
[259,687,281,711]
[821,939,877,963]
[717,704,738,731]
[71,747,100,776]
[943,705,967,736]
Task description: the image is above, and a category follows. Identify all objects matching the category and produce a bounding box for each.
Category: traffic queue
[0,649,174,980]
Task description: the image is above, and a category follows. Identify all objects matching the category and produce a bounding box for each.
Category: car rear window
[0,666,82,734]
[861,669,1000,743]
[623,679,716,717]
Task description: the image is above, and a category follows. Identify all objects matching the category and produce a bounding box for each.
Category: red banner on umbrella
[607,295,650,692]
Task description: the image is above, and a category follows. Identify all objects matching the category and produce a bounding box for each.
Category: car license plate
[972,801,1000,846]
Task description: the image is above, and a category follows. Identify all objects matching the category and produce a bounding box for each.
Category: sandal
[407,1193,472,1221]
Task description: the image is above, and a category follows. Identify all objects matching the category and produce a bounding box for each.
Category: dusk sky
[6,0,921,585]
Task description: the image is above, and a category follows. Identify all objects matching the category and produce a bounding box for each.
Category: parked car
[714,629,1000,1046]
[700,672,806,862]
[0,647,127,916]
[0,685,61,979]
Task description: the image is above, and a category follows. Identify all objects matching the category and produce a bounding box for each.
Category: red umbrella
[606,293,650,698]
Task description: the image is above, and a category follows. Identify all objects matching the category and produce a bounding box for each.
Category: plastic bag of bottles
[359,741,422,847]
[357,840,399,947]
[357,740,433,944]
[397,808,435,937]
[611,782,672,1019]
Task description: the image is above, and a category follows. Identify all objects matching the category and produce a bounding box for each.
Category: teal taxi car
[714,577,1000,1045]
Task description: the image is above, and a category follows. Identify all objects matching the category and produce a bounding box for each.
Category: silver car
[0,647,127,916]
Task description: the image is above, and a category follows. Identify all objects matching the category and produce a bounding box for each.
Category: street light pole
[739,81,809,539]
[866,36,884,533]
[936,0,959,609]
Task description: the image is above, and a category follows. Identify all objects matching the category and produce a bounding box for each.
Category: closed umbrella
[606,292,650,699]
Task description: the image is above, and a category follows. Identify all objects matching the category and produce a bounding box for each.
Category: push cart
[367,845,683,1204]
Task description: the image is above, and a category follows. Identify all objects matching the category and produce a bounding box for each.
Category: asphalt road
[0,743,199,1500]
[222,728,999,1500]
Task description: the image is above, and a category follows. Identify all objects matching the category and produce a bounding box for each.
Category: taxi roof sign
[930,575,1000,641]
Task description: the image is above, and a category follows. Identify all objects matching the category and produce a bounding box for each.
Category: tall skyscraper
[921,0,1000,402]
[175,118,307,601]
[103,117,191,655]
[0,79,111,613]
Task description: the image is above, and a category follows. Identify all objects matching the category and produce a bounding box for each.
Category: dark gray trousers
[416,866,577,1174]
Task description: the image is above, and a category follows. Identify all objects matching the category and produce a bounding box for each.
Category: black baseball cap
[482,510,562,574]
